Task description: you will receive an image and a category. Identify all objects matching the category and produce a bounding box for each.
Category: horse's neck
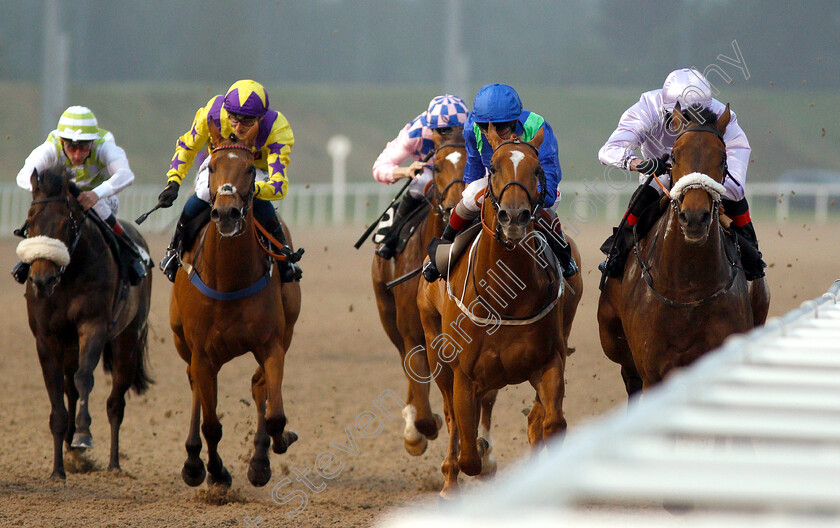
[652,210,730,288]
[197,218,265,289]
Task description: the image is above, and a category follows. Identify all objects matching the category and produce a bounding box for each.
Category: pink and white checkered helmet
[420,94,468,129]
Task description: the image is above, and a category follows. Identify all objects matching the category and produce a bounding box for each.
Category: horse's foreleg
[72,323,108,450]
[36,338,69,479]
[527,396,545,451]
[478,389,498,477]
[181,364,206,487]
[261,342,298,455]
[248,366,272,487]
[193,360,230,488]
[399,337,440,455]
[452,369,481,477]
[63,357,79,451]
[529,354,567,453]
[105,332,139,472]
[434,365,460,499]
[598,292,642,399]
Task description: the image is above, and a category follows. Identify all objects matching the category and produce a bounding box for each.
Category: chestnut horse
[372,131,465,455]
[598,103,770,395]
[418,124,583,497]
[169,122,301,488]
[19,167,152,479]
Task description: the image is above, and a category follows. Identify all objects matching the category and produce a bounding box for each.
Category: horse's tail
[101,322,154,395]
[129,321,153,395]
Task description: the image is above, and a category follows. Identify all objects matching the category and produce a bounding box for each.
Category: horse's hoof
[439,485,459,501]
[71,433,93,450]
[477,437,490,456]
[566,346,576,356]
[404,435,428,457]
[247,458,271,487]
[207,467,232,489]
[50,470,66,481]
[181,459,206,487]
[479,453,497,478]
[108,465,122,474]
[415,413,443,440]
[458,454,482,477]
[273,430,298,454]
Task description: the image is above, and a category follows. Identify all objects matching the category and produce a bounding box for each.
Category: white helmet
[662,68,713,112]
[56,106,99,141]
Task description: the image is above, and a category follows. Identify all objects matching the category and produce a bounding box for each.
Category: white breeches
[194,156,269,203]
[460,176,561,213]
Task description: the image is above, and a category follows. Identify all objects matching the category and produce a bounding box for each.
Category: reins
[29,194,85,284]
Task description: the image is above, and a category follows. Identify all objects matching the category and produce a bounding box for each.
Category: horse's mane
[684,106,719,128]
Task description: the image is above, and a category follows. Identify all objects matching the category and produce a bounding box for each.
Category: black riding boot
[255,204,302,283]
[375,193,425,260]
[160,209,192,283]
[599,185,662,279]
[105,216,147,286]
[11,221,29,284]
[722,198,766,281]
[536,210,578,280]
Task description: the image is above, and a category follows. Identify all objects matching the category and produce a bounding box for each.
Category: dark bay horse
[418,124,583,497]
[19,167,152,479]
[372,131,468,456]
[169,122,301,488]
[598,103,770,395]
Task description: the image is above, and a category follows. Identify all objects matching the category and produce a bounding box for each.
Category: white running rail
[381,280,840,527]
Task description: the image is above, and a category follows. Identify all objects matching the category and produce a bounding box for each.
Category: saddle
[375,201,431,257]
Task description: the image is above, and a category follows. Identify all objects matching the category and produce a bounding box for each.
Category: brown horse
[418,124,583,497]
[19,167,153,479]
[598,103,770,395]
[169,122,301,488]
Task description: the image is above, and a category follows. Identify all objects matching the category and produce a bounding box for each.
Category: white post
[327,135,352,225]
[41,0,69,137]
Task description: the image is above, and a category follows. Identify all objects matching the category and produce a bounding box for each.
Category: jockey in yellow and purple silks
[157,79,301,283]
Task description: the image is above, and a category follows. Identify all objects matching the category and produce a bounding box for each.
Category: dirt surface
[0,221,835,527]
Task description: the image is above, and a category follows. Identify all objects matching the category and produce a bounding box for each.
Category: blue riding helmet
[472,83,523,123]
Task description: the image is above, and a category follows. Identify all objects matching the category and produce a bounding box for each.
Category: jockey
[13,105,147,285]
[372,94,469,259]
[422,83,578,282]
[597,68,766,280]
[157,79,301,283]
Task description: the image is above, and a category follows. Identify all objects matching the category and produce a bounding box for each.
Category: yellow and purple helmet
[223,80,269,117]
[56,106,99,141]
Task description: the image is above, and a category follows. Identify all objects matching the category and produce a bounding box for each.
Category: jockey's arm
[718,105,751,200]
[537,121,561,208]
[462,123,486,185]
[254,117,294,201]
[598,95,657,171]
[372,123,419,184]
[166,102,213,186]
[16,142,57,191]
[91,141,134,199]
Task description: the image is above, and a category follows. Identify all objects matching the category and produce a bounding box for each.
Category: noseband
[669,125,728,215]
[27,194,84,284]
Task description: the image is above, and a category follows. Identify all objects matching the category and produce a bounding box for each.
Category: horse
[18,167,153,479]
[418,124,583,497]
[598,103,771,395]
[169,121,301,488]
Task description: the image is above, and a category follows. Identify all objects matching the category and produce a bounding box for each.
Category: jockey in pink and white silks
[371,94,469,259]
[597,68,766,280]
[13,106,148,285]
[422,83,578,282]
[157,80,301,283]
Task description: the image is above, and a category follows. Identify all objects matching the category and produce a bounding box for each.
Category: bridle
[669,124,728,214]
[28,193,85,284]
[427,142,467,218]
[483,139,546,249]
[208,143,256,227]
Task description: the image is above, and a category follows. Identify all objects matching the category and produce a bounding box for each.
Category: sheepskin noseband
[16,236,71,267]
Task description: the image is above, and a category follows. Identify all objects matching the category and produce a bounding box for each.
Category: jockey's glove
[158,181,180,208]
[636,155,670,176]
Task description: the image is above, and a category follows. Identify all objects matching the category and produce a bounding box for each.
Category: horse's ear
[670,101,690,134]
[242,119,260,147]
[208,119,223,146]
[716,103,731,136]
[485,122,504,151]
[529,126,545,151]
[30,168,39,191]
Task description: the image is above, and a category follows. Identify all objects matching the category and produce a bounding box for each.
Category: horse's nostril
[701,211,711,224]
[210,209,220,221]
[678,211,688,225]
[230,208,241,221]
[497,210,510,225]
[46,276,57,286]
[516,209,531,226]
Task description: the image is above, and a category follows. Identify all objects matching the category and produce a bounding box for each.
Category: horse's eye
[489,165,497,175]
[208,164,215,174]
[433,164,440,173]
[249,165,256,177]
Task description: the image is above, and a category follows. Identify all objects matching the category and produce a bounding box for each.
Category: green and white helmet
[56,106,99,141]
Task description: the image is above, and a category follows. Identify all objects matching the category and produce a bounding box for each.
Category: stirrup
[375,242,396,260]
[422,260,441,283]
[159,248,179,283]
[280,262,302,283]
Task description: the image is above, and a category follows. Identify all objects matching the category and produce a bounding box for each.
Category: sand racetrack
[0,221,836,527]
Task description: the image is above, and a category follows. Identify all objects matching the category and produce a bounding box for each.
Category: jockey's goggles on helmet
[62,139,94,151]
[228,112,259,126]
[477,120,516,134]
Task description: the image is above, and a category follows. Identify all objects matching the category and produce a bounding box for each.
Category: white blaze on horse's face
[445,151,462,167]
[508,151,525,177]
